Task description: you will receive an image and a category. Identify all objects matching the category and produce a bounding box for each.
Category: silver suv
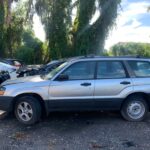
[0,56,150,124]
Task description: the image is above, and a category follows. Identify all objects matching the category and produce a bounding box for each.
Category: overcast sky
[33,0,150,50]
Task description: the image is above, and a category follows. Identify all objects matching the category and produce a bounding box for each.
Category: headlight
[0,86,6,95]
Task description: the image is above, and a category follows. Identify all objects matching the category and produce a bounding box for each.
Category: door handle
[80,83,91,86]
[120,81,131,85]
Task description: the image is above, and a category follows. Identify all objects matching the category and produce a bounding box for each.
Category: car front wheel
[121,95,148,121]
[15,96,41,125]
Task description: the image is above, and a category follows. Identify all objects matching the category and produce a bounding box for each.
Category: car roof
[67,55,150,62]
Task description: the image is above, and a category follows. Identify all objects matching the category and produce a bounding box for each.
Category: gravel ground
[0,111,150,150]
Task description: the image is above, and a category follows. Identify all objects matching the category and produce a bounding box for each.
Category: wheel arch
[122,92,150,110]
[12,93,48,116]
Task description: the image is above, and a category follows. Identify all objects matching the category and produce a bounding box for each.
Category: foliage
[15,46,34,64]
[15,30,44,64]
[0,0,45,64]
[109,42,150,57]
[5,11,24,57]
[0,0,5,57]
[0,0,24,57]
[34,0,121,58]
[0,0,121,63]
[35,0,72,59]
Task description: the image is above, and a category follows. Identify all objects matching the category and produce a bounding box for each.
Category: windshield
[43,62,68,80]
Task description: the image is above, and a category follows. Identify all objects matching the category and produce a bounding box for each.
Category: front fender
[4,85,49,100]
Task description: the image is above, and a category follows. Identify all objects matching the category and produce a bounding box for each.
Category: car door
[94,60,133,110]
[48,61,96,110]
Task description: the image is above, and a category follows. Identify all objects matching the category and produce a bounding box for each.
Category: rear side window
[128,61,150,77]
[62,61,95,80]
[97,61,126,79]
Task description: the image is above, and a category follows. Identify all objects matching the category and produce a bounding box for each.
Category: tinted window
[97,61,126,79]
[128,61,150,77]
[62,61,95,80]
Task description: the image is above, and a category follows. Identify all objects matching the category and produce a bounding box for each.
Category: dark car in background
[17,60,65,77]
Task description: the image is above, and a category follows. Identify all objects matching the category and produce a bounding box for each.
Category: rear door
[94,60,133,109]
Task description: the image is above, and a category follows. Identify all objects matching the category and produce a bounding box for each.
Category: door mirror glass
[57,74,69,81]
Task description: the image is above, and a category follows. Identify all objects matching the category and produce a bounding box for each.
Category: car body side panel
[48,80,95,110]
[94,79,133,98]
[92,78,134,109]
[49,80,95,99]
[4,81,50,100]
[132,78,150,94]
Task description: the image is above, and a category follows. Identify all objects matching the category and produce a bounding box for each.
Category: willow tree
[35,0,72,59]
[25,0,120,58]
[2,0,121,59]
[73,0,121,55]
[0,0,23,57]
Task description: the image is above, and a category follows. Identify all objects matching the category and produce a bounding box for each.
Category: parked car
[1,59,24,69]
[17,60,65,77]
[0,62,17,79]
[0,71,10,84]
[1,56,150,125]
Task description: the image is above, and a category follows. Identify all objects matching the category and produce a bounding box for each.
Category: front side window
[44,62,68,79]
[128,61,150,77]
[62,61,95,80]
[97,61,126,79]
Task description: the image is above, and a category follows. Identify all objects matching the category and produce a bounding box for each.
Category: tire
[15,96,41,125]
[121,95,148,121]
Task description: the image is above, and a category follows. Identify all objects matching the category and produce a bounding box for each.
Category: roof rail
[80,55,150,59]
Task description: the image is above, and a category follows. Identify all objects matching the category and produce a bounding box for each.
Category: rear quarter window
[128,61,150,77]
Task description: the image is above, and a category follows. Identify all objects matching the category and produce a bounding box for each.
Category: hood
[2,75,44,86]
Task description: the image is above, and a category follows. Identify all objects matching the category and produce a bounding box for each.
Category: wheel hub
[127,101,145,120]
[17,102,33,122]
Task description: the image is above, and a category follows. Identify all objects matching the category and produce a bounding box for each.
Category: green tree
[15,29,44,64]
[0,0,24,57]
[73,0,121,55]
[109,42,150,57]
[27,0,121,59]
[35,0,72,59]
[0,0,5,57]
[5,12,24,57]
[1,0,121,62]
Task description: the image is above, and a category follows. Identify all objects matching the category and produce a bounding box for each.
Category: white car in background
[0,62,17,79]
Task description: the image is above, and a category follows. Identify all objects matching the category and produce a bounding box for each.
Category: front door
[49,61,96,110]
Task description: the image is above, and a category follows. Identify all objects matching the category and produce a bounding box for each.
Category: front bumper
[0,96,13,112]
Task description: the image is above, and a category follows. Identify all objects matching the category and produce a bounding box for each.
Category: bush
[15,46,34,64]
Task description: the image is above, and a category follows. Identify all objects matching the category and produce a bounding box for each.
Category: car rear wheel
[15,96,41,125]
[121,95,148,121]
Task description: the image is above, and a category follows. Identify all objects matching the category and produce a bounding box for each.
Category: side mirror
[56,74,69,81]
